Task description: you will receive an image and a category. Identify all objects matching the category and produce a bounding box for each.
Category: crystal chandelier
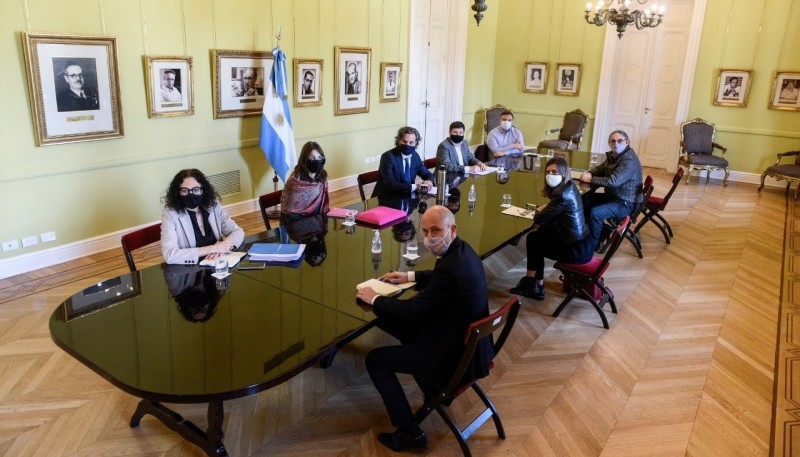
[585,0,666,38]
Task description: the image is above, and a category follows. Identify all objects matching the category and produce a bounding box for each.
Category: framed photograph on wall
[379,62,402,102]
[555,63,580,96]
[335,46,371,115]
[713,69,752,107]
[768,71,800,111]
[524,62,547,93]
[294,58,322,107]
[212,49,273,119]
[144,56,194,118]
[21,32,123,146]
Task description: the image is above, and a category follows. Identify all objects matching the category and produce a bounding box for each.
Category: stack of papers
[356,278,416,297]
[199,251,247,268]
[468,167,496,176]
[248,243,306,262]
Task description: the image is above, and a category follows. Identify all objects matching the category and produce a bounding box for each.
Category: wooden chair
[482,104,507,142]
[634,168,684,243]
[553,216,630,329]
[121,223,162,272]
[423,157,437,170]
[759,150,800,199]
[537,109,589,153]
[596,177,653,259]
[413,295,521,457]
[357,170,380,202]
[258,190,282,230]
[678,118,730,186]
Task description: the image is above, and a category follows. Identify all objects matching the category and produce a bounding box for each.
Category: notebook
[355,206,408,227]
[199,251,247,268]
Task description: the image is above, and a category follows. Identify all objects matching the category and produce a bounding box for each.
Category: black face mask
[398,144,416,155]
[180,194,203,209]
[450,134,464,144]
[306,158,324,173]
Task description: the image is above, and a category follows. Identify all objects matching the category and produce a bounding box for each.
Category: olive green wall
[0,0,410,262]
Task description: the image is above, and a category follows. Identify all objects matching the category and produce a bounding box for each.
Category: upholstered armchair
[482,104,507,141]
[537,109,588,153]
[678,118,730,186]
[759,151,800,199]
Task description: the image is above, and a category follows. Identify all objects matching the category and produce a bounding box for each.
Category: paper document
[356,278,403,297]
[200,251,247,268]
[501,205,536,220]
[467,167,496,176]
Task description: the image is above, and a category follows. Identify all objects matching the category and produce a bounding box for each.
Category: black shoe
[510,277,545,300]
[377,428,428,453]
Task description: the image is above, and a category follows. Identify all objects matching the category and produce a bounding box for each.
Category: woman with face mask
[161,168,245,265]
[510,157,593,300]
[280,141,330,220]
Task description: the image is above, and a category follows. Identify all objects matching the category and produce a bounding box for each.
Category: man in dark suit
[56,61,99,112]
[436,121,486,173]
[372,126,435,198]
[356,205,494,452]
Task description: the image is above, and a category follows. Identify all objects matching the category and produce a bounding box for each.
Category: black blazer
[371,147,435,198]
[534,180,588,243]
[372,236,494,387]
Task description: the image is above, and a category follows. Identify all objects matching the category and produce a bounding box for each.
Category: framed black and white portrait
[768,71,800,111]
[524,62,547,93]
[22,32,123,146]
[294,58,322,107]
[145,56,194,118]
[335,46,371,115]
[212,49,273,118]
[713,69,752,107]
[555,63,580,96]
[380,62,402,102]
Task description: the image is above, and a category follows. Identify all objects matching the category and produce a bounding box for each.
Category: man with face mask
[372,126,436,198]
[487,110,525,171]
[355,206,493,453]
[435,121,486,173]
[579,130,643,251]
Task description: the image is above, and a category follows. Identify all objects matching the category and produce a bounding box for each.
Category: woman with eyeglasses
[161,168,244,264]
[510,157,593,300]
[280,141,330,220]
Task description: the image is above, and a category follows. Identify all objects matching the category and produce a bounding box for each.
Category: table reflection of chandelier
[585,0,666,38]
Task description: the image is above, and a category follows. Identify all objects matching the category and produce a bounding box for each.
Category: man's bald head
[421,205,456,238]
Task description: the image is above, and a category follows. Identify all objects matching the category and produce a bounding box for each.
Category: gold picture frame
[523,62,547,94]
[379,62,402,102]
[334,46,371,115]
[712,69,752,107]
[21,32,124,146]
[144,56,194,118]
[212,49,273,119]
[555,63,581,96]
[294,58,323,107]
[768,71,800,111]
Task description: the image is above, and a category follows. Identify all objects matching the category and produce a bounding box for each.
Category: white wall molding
[0,173,361,280]
[713,126,800,140]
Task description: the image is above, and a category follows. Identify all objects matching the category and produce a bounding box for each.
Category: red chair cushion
[647,196,664,207]
[555,256,601,273]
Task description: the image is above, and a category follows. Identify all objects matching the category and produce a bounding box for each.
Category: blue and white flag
[259,47,297,183]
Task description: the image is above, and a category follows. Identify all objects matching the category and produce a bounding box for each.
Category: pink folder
[326,207,349,218]
[355,206,408,228]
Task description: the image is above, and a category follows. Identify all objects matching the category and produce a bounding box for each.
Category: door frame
[590,0,707,172]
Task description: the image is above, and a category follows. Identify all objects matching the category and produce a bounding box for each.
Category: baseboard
[690,168,784,188]
[0,174,361,280]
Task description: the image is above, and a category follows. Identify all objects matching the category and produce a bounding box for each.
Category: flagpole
[267,26,284,222]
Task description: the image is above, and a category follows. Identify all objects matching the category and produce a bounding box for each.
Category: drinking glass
[502,194,512,207]
[344,209,357,225]
[215,258,229,276]
[406,239,419,258]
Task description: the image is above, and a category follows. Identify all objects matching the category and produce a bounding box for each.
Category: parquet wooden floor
[0,169,791,456]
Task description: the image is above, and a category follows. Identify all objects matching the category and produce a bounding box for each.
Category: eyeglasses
[179,187,203,196]
[65,73,84,79]
[545,170,560,175]
[609,138,627,144]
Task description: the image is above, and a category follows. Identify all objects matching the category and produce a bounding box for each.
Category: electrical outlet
[2,239,19,252]
[41,231,56,243]
[21,236,38,248]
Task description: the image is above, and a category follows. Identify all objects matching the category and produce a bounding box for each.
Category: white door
[593,0,704,170]
[407,0,467,159]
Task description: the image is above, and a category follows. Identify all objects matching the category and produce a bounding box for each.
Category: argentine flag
[259,47,297,183]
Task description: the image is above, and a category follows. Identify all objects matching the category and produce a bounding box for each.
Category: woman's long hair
[163,169,220,212]
[291,141,328,182]
[540,157,571,199]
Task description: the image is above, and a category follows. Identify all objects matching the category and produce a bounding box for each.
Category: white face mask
[614,142,627,154]
[423,227,452,257]
[501,120,512,130]
[546,174,563,187]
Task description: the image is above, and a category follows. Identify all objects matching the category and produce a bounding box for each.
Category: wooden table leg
[130,399,229,457]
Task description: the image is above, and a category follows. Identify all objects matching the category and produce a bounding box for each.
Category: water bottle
[468,184,476,203]
[436,165,447,201]
[371,230,382,254]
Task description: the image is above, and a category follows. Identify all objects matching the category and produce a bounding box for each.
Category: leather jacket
[532,180,588,243]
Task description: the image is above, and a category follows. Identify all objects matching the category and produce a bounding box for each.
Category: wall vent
[207,170,241,196]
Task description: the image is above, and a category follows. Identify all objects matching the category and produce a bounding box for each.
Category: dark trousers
[526,227,594,278]
[582,193,632,250]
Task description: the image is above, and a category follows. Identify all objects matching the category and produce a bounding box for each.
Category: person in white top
[160,70,182,102]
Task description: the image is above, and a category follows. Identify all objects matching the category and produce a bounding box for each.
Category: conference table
[49,151,591,456]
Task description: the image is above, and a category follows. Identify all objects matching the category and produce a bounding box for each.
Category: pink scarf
[280,175,329,216]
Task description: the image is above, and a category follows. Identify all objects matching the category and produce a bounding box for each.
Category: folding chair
[357,169,380,202]
[413,295,521,457]
[121,223,162,272]
[634,168,684,243]
[258,190,282,230]
[553,216,630,329]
